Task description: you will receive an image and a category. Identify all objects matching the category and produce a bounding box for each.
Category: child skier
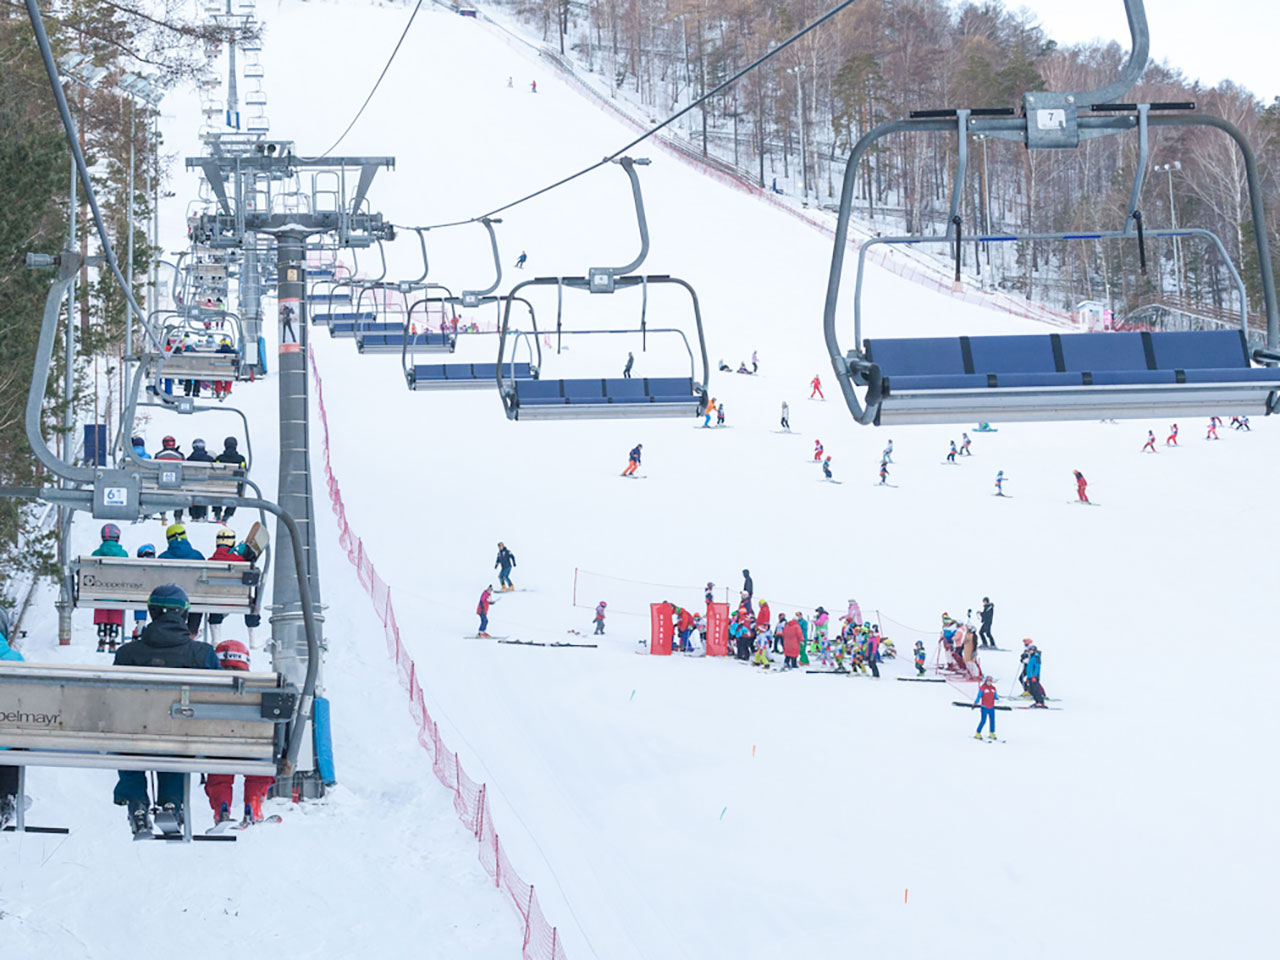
[973,675,999,740]
[822,456,833,480]
[882,439,893,463]
[780,401,790,431]
[1166,423,1178,446]
[814,439,824,462]
[960,432,972,456]
[1205,418,1219,440]
[476,586,495,638]
[946,440,958,463]
[879,460,890,486]
[92,524,128,652]
[593,601,606,635]
[809,374,824,399]
[1073,469,1089,503]
[1142,430,1157,453]
[914,640,927,676]
[716,403,725,427]
[204,640,275,826]
[994,470,1007,496]
[1025,643,1047,707]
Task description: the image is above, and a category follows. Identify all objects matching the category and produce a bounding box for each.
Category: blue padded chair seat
[866,337,967,375]
[330,323,354,336]
[886,374,992,392]
[443,363,473,379]
[511,363,532,379]
[1089,370,1176,386]
[1059,333,1148,371]
[969,336,1058,374]
[996,372,1085,388]
[413,365,447,381]
[563,379,605,400]
[605,378,647,399]
[361,335,391,347]
[645,377,695,398]
[1181,367,1280,384]
[516,380,564,401]
[471,363,498,379]
[1149,330,1248,370]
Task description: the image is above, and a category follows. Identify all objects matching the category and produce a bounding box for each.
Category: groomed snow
[5,2,1275,958]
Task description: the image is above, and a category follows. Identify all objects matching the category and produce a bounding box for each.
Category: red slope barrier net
[310,346,570,960]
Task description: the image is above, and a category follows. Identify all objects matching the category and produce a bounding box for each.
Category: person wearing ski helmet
[155,436,185,523]
[1018,637,1034,695]
[90,524,129,652]
[183,439,215,521]
[205,528,248,644]
[594,601,607,635]
[1024,643,1047,707]
[204,640,276,825]
[112,584,220,834]
[159,524,206,637]
[973,675,999,740]
[129,544,157,639]
[212,437,247,522]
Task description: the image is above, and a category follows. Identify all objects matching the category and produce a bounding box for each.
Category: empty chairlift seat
[311,311,375,328]
[357,332,455,354]
[509,376,702,420]
[406,361,534,390]
[862,329,1280,424]
[328,320,404,339]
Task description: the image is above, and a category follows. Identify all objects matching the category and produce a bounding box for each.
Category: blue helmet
[137,544,156,558]
[147,583,190,618]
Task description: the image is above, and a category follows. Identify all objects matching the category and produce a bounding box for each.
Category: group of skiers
[87,521,262,653]
[160,332,237,399]
[1143,417,1249,451]
[476,542,520,636]
[130,434,247,524]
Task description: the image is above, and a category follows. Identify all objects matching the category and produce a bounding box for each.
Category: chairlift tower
[187,148,394,796]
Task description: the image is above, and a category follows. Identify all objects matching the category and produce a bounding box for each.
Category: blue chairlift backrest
[864,337,966,375]
[1058,332,1148,371]
[967,335,1057,374]
[1149,330,1249,369]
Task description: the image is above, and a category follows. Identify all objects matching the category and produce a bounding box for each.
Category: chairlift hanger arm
[603,157,651,277]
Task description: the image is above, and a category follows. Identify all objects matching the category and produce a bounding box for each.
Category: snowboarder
[813,439,824,462]
[1166,423,1179,446]
[913,640,926,676]
[716,402,725,426]
[1205,418,1219,440]
[780,401,790,431]
[204,639,276,826]
[495,542,517,590]
[979,597,995,648]
[882,439,893,463]
[623,351,634,379]
[622,443,642,476]
[92,524,128,653]
[960,432,972,456]
[822,456,833,480]
[113,584,220,836]
[514,251,527,269]
[1025,644,1047,707]
[946,440,958,463]
[1073,469,1089,503]
[994,470,1007,496]
[973,676,999,740]
[476,586,495,638]
[1142,430,1157,453]
[809,374,824,399]
[593,601,607,635]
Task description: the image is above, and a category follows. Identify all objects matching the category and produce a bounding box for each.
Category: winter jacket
[980,602,994,628]
[187,447,215,464]
[155,448,184,461]
[132,443,151,460]
[677,608,695,632]
[92,540,129,559]
[160,537,205,561]
[974,682,998,708]
[215,439,246,468]
[797,616,809,641]
[477,589,492,615]
[495,547,516,571]
[594,603,606,622]
[742,572,753,597]
[0,634,22,662]
[114,614,220,670]
[782,620,803,659]
[628,446,642,464]
[211,545,247,564]
[756,602,770,627]
[1026,649,1042,680]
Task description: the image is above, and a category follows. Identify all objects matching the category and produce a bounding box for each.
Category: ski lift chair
[821,0,1279,426]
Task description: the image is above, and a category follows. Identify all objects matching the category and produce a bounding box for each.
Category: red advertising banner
[649,602,673,655]
[705,602,730,656]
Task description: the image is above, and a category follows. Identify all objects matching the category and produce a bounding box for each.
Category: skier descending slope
[1166,423,1179,446]
[882,439,893,463]
[994,470,1007,496]
[973,675,1000,740]
[822,456,834,481]
[809,374,824,399]
[1073,469,1090,504]
[622,443,642,477]
[494,542,517,591]
[476,585,495,638]
[1142,430,1157,453]
[813,439,823,462]
[946,440,958,463]
[1206,418,1219,440]
[960,432,972,456]
[780,401,790,431]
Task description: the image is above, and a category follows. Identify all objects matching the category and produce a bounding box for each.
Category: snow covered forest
[499,0,1280,319]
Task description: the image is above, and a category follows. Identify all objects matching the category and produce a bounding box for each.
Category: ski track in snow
[7,2,1276,958]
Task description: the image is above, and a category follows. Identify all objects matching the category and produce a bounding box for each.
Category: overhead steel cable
[402,0,860,232]
[300,0,425,162]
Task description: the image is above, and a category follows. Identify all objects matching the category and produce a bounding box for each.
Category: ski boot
[153,802,183,837]
[987,731,997,740]
[97,639,106,653]
[130,805,153,840]
[214,801,232,826]
[478,632,490,638]
[974,732,984,740]
[244,796,264,825]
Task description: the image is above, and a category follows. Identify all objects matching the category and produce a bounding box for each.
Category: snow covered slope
[6,2,1274,958]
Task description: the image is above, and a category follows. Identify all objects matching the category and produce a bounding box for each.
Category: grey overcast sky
[1024,0,1277,103]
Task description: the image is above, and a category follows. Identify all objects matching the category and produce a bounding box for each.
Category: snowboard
[242,520,270,563]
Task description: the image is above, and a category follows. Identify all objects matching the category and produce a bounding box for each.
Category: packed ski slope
[5,1,1274,958]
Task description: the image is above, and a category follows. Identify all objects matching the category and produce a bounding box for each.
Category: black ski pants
[979,623,994,646]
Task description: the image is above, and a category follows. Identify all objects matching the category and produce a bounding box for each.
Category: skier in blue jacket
[160,524,205,637]
[1024,644,1047,707]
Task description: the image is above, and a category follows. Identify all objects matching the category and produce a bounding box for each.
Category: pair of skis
[206,814,283,836]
